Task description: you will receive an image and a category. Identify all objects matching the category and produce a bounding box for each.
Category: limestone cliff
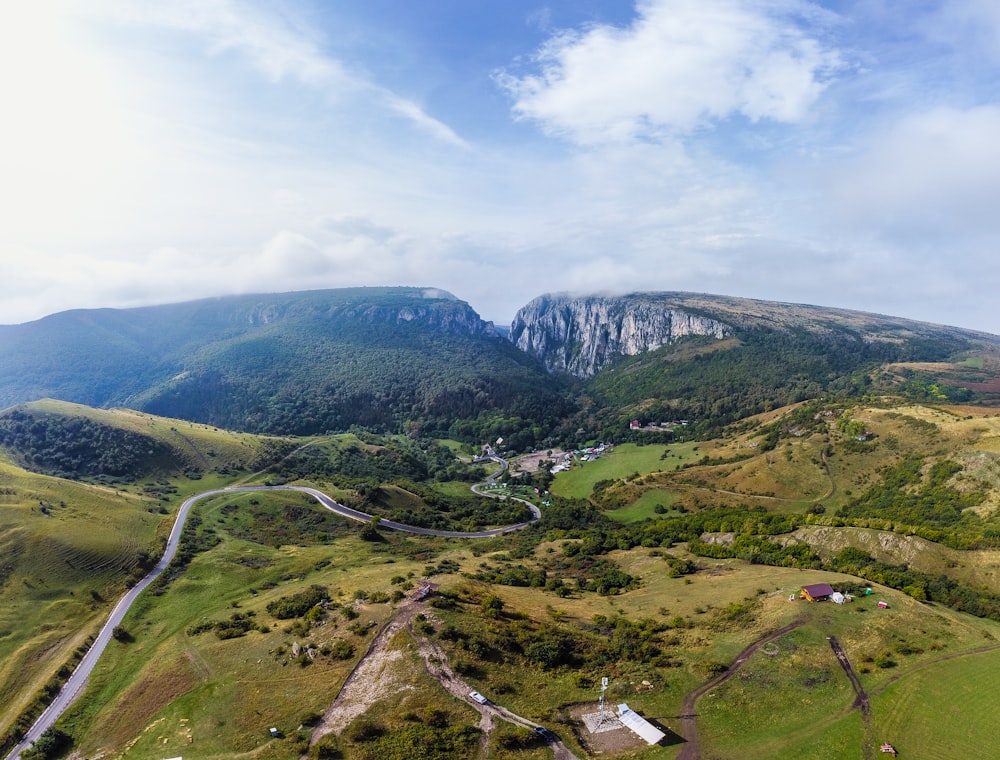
[510,293,731,378]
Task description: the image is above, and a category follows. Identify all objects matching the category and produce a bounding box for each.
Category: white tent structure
[617,704,666,745]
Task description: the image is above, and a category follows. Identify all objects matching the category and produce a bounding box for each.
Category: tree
[359,516,383,542]
[481,594,504,619]
[21,728,72,760]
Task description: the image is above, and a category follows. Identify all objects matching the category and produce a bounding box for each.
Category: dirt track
[676,618,805,760]
[307,599,423,747]
[827,636,873,760]
[305,599,580,760]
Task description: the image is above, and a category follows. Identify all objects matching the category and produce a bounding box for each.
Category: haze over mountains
[2,287,999,446]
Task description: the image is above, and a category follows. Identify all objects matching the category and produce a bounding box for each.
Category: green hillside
[5,292,1000,758]
[0,289,573,443]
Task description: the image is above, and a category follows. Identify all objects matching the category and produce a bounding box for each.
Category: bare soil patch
[511,449,566,474]
[308,599,421,746]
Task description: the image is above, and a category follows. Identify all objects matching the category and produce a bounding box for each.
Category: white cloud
[820,106,1000,244]
[498,0,842,144]
[89,0,465,146]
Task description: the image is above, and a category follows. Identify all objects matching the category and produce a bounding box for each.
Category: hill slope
[0,288,571,439]
[511,292,1000,433]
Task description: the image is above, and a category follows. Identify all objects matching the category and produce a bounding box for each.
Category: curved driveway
[6,463,537,759]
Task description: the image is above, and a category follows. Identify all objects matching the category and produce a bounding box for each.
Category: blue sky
[1,0,999,333]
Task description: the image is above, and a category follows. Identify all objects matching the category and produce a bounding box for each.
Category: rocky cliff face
[510,293,732,378]
[215,288,496,338]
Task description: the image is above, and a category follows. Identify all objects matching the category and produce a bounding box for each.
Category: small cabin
[801,583,835,602]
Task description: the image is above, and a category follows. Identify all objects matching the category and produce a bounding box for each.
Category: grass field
[694,583,1000,759]
[0,460,167,736]
[872,646,1000,759]
[606,489,678,523]
[57,489,439,758]
[551,443,700,500]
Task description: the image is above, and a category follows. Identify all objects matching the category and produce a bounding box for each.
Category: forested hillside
[0,288,573,443]
[3,288,999,452]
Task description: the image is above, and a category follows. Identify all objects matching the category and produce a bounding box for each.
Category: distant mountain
[0,288,571,440]
[4,288,999,447]
[512,292,1000,379]
[513,292,1000,433]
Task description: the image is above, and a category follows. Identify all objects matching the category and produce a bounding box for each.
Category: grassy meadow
[0,460,166,737]
[550,442,700,500]
[6,397,1000,758]
[60,489,438,758]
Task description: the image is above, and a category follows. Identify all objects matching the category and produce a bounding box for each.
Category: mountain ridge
[511,290,1000,379]
[3,287,999,443]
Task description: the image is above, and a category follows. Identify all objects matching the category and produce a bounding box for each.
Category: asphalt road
[6,462,537,759]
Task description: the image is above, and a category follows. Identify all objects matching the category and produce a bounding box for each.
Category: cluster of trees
[0,410,181,480]
[335,718,481,760]
[267,438,486,487]
[187,610,269,640]
[359,481,532,531]
[439,589,690,678]
[265,585,331,619]
[222,500,352,547]
[149,514,220,594]
[579,327,966,442]
[838,457,984,528]
[830,547,1000,617]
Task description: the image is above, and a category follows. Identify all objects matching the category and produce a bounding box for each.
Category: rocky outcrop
[225,288,496,338]
[338,300,498,338]
[510,293,732,378]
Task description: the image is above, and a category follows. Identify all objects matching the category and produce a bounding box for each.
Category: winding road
[5,455,537,760]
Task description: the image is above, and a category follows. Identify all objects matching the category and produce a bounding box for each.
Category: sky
[1,1,999,333]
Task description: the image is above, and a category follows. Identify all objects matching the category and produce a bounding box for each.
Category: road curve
[6,469,537,759]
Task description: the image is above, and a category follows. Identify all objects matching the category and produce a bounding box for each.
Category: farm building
[617,704,666,746]
[801,583,835,602]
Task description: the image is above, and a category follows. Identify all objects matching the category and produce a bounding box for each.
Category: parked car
[469,690,488,704]
[534,726,557,742]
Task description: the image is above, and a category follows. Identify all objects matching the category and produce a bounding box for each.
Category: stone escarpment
[510,293,732,378]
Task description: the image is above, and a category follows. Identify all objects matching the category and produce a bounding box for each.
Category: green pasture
[59,490,433,757]
[551,443,699,500]
[872,646,1000,759]
[0,461,168,736]
[688,584,1000,760]
[696,624,862,759]
[606,489,678,523]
